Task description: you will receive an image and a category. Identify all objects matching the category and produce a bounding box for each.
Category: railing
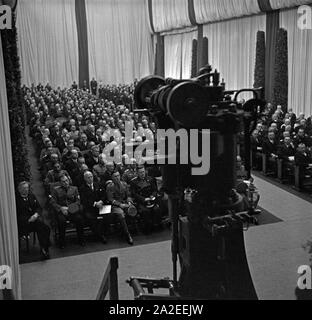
[96,257,119,300]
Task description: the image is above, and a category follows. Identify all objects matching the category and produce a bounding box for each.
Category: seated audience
[130,166,162,234]
[262,131,279,173]
[79,171,109,244]
[106,171,134,245]
[50,174,85,248]
[16,181,51,259]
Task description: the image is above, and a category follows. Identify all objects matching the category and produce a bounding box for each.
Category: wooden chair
[19,232,37,253]
[277,159,295,184]
[294,165,312,191]
[262,154,277,176]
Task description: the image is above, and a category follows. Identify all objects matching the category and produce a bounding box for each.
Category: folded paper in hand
[99,205,111,215]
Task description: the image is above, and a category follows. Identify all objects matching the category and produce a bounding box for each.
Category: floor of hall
[20,174,312,300]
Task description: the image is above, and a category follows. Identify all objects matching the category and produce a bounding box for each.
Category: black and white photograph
[1,0,312,305]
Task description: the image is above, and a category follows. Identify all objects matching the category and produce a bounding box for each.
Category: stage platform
[21,176,312,300]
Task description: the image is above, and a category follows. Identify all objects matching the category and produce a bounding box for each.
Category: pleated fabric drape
[16,0,79,88]
[0,35,21,300]
[203,14,266,100]
[164,30,197,79]
[270,0,312,10]
[193,0,261,24]
[85,0,154,85]
[280,7,312,116]
[151,0,191,32]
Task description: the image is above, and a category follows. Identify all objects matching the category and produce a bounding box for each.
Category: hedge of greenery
[253,30,266,89]
[1,14,31,186]
[191,39,198,78]
[272,28,288,112]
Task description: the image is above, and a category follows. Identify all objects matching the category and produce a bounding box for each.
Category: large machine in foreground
[128,66,266,300]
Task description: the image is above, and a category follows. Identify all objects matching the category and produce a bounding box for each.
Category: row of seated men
[53,163,164,244]
[250,112,312,190]
[16,163,165,260]
[22,81,167,259]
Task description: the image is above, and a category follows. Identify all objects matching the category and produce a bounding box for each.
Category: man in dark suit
[295,143,312,189]
[262,131,279,174]
[85,125,97,143]
[65,149,81,180]
[85,145,100,170]
[262,132,279,158]
[16,181,51,259]
[50,174,85,248]
[278,137,295,161]
[294,129,312,149]
[75,133,89,153]
[278,137,296,178]
[250,130,262,170]
[79,171,109,244]
[55,131,68,154]
[102,162,115,184]
[90,78,98,96]
[130,166,162,234]
[295,143,312,170]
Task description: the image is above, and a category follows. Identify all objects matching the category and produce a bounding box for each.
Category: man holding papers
[79,171,109,244]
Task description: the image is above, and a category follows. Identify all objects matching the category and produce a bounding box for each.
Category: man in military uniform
[93,154,107,184]
[16,181,51,260]
[106,171,134,245]
[50,174,85,248]
[122,158,137,185]
[130,166,162,234]
[44,162,72,193]
[80,171,109,244]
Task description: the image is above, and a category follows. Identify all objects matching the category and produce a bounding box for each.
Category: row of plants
[1,14,31,186]
[189,29,288,110]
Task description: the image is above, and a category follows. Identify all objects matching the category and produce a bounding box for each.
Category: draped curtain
[164,30,197,79]
[85,0,154,85]
[280,8,312,116]
[203,14,266,99]
[152,0,191,33]
[270,0,312,10]
[193,0,261,24]
[0,35,21,300]
[16,0,79,88]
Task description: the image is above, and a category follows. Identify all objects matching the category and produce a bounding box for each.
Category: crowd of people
[17,76,312,260]
[17,79,166,260]
[248,103,312,189]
